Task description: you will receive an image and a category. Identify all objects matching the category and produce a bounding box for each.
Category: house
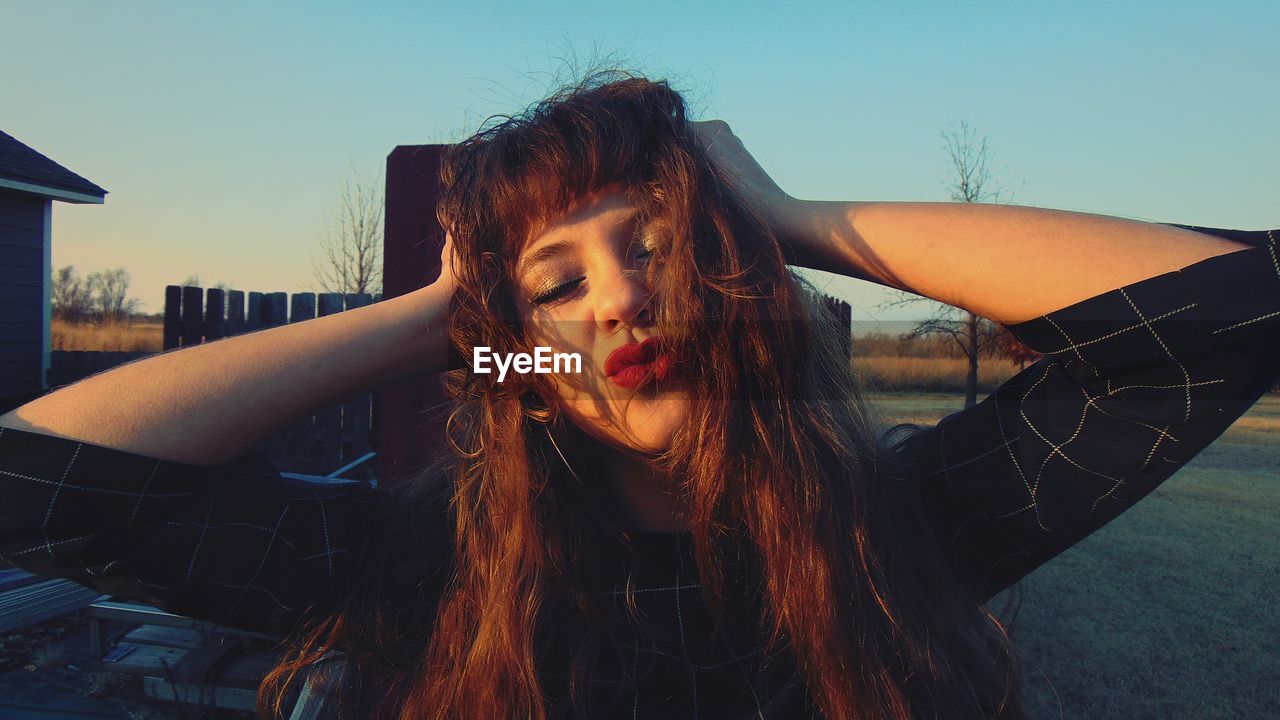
[0,130,107,396]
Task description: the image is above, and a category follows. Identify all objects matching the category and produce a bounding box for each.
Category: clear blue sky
[4,0,1277,320]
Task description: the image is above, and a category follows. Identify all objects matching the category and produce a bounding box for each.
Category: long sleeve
[0,390,386,636]
[900,226,1280,603]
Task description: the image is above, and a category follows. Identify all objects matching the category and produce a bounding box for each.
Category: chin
[559,389,691,456]
[618,392,690,453]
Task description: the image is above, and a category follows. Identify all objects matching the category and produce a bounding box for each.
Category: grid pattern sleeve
[903,226,1280,603]
[0,400,383,637]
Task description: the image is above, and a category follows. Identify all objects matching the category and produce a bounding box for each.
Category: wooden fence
[822,295,853,360]
[162,286,382,349]
[47,351,153,388]
[163,286,383,479]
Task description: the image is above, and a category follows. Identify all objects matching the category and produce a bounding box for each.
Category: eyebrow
[516,238,577,279]
[516,210,645,279]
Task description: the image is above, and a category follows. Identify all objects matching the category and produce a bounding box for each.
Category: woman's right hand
[434,231,459,294]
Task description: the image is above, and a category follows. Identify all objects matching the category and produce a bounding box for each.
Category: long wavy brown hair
[257,71,1025,719]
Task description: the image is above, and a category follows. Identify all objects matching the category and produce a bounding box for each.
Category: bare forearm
[0,282,452,465]
[781,200,1255,325]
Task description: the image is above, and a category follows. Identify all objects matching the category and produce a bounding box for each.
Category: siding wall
[0,191,48,396]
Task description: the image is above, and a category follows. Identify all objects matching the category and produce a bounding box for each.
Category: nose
[595,263,653,336]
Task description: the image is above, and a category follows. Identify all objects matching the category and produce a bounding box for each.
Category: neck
[600,445,690,534]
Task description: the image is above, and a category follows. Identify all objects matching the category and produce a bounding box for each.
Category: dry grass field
[853,355,1025,394]
[51,319,163,352]
[868,391,1280,719]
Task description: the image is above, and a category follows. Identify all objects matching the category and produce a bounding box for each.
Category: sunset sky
[4,0,1276,324]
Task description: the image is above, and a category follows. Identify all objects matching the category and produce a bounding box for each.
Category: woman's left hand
[689,119,807,259]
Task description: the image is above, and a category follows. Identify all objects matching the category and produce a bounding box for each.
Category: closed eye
[531,277,585,306]
[529,226,657,307]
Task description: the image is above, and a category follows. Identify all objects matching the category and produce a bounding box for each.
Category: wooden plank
[0,342,40,362]
[142,676,257,712]
[0,264,42,286]
[345,292,372,311]
[266,291,288,327]
[312,293,346,470]
[217,647,280,685]
[0,242,44,265]
[103,642,187,676]
[171,633,243,683]
[317,293,343,317]
[121,624,206,650]
[163,285,181,350]
[340,291,376,465]
[0,283,41,305]
[381,144,450,486]
[180,286,203,347]
[0,568,40,593]
[341,394,372,466]
[0,193,45,229]
[204,288,226,340]
[255,290,318,473]
[291,293,316,323]
[87,600,280,643]
[246,291,263,331]
[0,578,102,633]
[226,290,246,336]
[89,601,215,631]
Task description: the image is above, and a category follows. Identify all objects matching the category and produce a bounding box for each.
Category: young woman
[2,73,1277,719]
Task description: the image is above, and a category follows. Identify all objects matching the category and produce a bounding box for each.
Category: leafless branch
[312,169,384,295]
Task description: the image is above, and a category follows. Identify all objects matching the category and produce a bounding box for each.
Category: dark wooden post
[378,144,450,486]
[163,286,181,350]
[247,292,263,331]
[226,290,246,336]
[291,292,317,324]
[317,293,344,318]
[342,293,374,463]
[314,294,345,470]
[180,286,203,347]
[828,296,852,360]
[266,292,288,327]
[204,289,227,341]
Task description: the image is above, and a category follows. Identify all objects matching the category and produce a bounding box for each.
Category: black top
[2,225,1278,719]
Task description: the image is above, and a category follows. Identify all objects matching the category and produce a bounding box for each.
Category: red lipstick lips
[604,336,674,389]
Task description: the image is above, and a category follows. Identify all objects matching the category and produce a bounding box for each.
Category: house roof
[0,129,107,204]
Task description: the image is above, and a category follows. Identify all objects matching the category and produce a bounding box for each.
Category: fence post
[380,144,450,486]
[226,290,245,337]
[180,286,203,347]
[205,289,227,341]
[345,293,373,312]
[314,295,345,468]
[163,286,181,350]
[247,292,263,331]
[291,293,316,324]
[263,292,288,327]
[341,293,374,463]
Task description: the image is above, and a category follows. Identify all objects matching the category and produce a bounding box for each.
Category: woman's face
[512,187,693,455]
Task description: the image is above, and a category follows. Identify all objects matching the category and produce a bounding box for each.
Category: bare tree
[51,265,95,322]
[312,170,384,296]
[86,268,139,321]
[877,121,1020,408]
